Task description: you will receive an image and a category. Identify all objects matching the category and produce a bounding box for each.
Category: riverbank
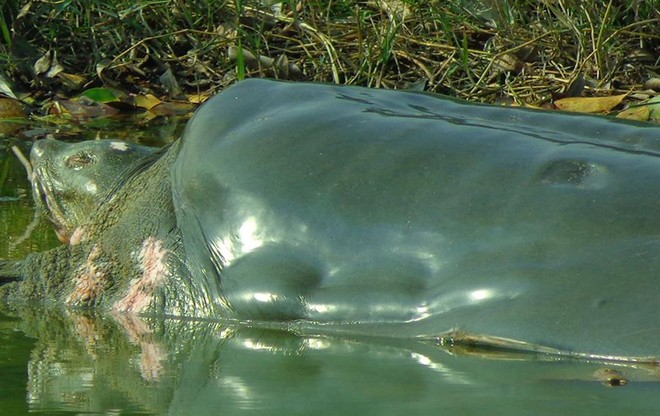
[0,1,657,119]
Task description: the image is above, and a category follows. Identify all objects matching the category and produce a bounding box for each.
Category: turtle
[3,78,660,361]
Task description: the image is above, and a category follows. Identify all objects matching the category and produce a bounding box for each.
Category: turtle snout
[30,138,64,167]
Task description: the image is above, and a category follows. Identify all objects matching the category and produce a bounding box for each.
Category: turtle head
[30,138,157,243]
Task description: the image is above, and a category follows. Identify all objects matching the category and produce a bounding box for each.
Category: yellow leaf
[0,97,25,135]
[149,101,195,116]
[616,105,650,122]
[133,94,162,110]
[0,97,25,118]
[554,94,627,113]
[56,72,86,90]
[186,93,212,104]
[647,95,660,123]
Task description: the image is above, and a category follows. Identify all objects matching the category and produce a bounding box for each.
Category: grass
[0,0,657,106]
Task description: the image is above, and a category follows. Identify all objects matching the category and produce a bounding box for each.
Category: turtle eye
[65,151,97,169]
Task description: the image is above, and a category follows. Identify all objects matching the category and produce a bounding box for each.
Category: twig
[9,207,42,251]
[11,146,32,183]
[9,145,42,250]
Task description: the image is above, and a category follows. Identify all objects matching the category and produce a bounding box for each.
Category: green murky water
[1,135,660,416]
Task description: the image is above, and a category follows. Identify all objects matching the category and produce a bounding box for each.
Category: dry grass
[0,0,658,106]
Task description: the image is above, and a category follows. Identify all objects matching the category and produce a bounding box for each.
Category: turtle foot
[0,259,24,283]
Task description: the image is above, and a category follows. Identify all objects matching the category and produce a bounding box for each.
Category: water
[1,136,660,416]
[2,307,660,416]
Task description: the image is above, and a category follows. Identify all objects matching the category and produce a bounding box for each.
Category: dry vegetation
[0,0,658,109]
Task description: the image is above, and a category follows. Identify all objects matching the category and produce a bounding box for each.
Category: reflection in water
[0,142,60,259]
[3,305,660,416]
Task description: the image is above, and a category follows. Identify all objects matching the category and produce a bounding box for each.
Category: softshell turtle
[3,78,660,361]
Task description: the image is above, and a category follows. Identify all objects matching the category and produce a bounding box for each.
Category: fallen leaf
[0,97,25,118]
[554,94,627,113]
[643,78,660,92]
[373,0,411,21]
[493,53,523,73]
[228,45,274,69]
[405,79,427,92]
[149,101,195,116]
[0,73,17,99]
[54,99,119,119]
[57,72,87,90]
[0,98,26,135]
[648,95,660,123]
[16,1,31,19]
[186,93,212,104]
[34,50,64,78]
[80,87,122,103]
[132,94,162,110]
[616,105,650,122]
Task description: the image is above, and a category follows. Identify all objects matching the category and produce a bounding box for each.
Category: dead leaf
[186,93,212,104]
[0,97,26,118]
[34,50,64,78]
[493,53,523,73]
[52,99,119,119]
[132,94,162,110]
[149,101,195,116]
[0,97,26,135]
[372,0,411,22]
[228,46,274,69]
[554,94,627,113]
[96,60,111,80]
[647,95,660,123]
[616,105,650,122]
[643,78,660,92]
[57,72,87,90]
[16,1,32,20]
[227,46,302,79]
[0,73,17,99]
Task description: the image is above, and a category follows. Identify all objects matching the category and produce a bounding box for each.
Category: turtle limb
[0,259,24,282]
[0,244,90,305]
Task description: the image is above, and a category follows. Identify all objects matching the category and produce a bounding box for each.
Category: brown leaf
[57,72,87,90]
[493,53,523,73]
[554,94,627,113]
[616,105,650,122]
[149,101,195,116]
[53,99,119,119]
[34,50,64,78]
[373,0,411,21]
[0,97,26,118]
[0,73,17,99]
[643,78,660,92]
[0,97,26,135]
[186,93,212,104]
[132,94,162,110]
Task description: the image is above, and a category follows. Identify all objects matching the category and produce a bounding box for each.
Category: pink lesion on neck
[113,236,169,314]
[69,226,87,245]
[67,245,107,305]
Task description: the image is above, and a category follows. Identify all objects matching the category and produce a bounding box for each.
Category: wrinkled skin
[3,79,660,361]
